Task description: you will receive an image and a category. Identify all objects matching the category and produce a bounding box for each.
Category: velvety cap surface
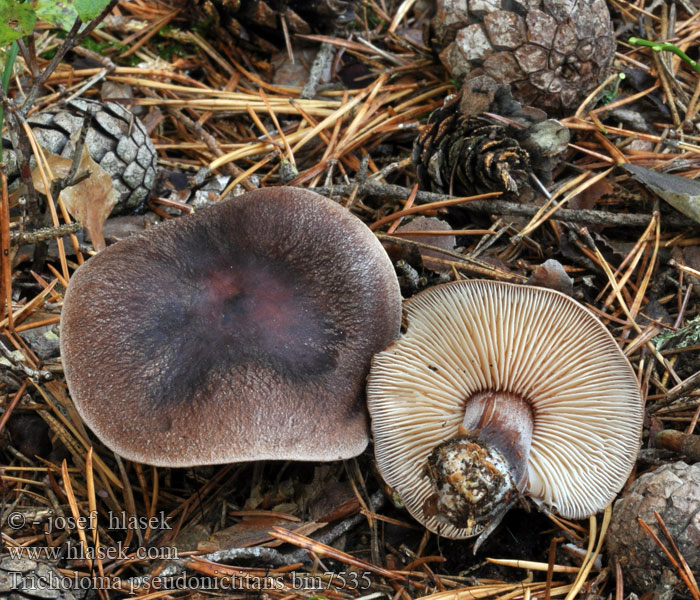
[367,280,642,538]
[61,187,402,466]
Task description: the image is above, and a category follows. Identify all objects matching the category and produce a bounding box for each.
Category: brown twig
[308,182,690,228]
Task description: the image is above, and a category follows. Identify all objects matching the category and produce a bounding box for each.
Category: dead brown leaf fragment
[31,147,117,251]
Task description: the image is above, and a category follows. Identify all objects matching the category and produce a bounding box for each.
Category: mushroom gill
[367,280,643,541]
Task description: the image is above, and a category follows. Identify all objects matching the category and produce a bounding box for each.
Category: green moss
[79,35,112,54]
[654,315,700,351]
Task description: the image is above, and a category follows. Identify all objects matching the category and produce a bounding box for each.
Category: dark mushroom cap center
[136,249,345,409]
[203,257,343,368]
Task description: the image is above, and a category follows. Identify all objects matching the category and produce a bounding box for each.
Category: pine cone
[188,0,355,49]
[5,99,157,214]
[413,94,532,196]
[429,0,615,115]
[607,461,700,597]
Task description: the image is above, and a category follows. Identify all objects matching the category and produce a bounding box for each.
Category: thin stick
[1,169,11,324]
[269,526,404,581]
[486,557,578,573]
[370,192,501,230]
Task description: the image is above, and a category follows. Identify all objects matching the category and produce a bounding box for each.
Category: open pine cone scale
[413,95,532,196]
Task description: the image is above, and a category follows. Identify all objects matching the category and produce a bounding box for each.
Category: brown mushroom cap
[367,279,642,539]
[61,187,401,467]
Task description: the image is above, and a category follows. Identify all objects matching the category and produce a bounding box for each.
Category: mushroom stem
[423,391,534,534]
[462,391,534,488]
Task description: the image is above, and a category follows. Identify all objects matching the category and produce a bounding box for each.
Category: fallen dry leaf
[32,146,117,251]
[570,178,612,211]
[623,163,700,223]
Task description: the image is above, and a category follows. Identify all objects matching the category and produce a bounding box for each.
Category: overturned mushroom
[61,187,402,466]
[367,280,642,544]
